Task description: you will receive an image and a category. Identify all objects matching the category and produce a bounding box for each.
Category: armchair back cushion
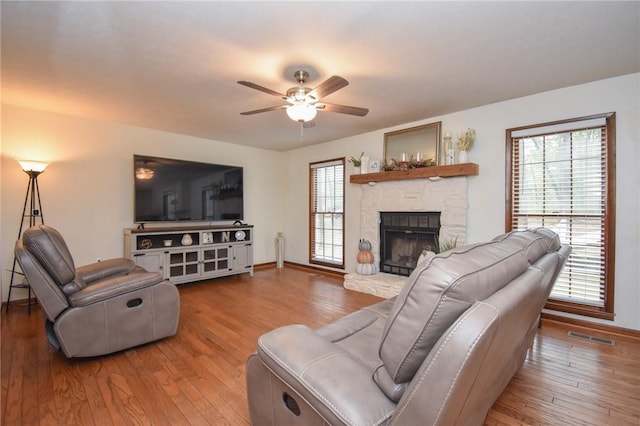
[22,225,86,295]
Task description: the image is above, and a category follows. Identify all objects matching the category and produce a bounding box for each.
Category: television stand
[124,224,253,284]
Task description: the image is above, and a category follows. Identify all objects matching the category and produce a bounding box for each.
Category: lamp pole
[6,161,48,313]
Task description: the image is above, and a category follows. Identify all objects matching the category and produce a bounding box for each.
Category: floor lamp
[5,160,49,314]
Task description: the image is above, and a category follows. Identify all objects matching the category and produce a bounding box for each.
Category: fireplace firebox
[380,212,441,276]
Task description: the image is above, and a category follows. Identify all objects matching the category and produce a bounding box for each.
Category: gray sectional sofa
[246,228,571,425]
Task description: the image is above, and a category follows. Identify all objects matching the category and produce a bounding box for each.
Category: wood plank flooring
[2,267,639,425]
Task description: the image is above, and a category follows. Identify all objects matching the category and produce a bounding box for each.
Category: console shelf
[349,163,479,184]
[124,225,253,284]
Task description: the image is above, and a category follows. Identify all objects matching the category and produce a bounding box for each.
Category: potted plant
[349,152,364,173]
[457,128,476,163]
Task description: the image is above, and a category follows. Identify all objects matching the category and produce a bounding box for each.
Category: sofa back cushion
[376,230,557,400]
[492,227,560,263]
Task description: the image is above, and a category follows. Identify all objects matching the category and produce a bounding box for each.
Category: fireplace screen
[380,212,441,276]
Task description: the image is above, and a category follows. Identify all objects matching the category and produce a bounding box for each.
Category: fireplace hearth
[380,212,440,276]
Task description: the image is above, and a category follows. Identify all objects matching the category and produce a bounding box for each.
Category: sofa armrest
[76,258,136,284]
[67,271,164,307]
[257,324,396,426]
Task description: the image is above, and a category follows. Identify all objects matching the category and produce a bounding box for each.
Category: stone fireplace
[345,176,469,297]
[360,176,469,261]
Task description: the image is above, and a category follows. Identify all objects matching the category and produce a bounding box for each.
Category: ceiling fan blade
[316,102,369,117]
[307,75,349,101]
[240,105,287,115]
[238,81,288,100]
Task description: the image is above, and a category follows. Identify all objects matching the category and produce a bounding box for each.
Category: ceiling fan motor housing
[294,70,309,83]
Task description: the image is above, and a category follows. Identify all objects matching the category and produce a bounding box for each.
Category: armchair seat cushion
[75,257,136,283]
[68,271,164,307]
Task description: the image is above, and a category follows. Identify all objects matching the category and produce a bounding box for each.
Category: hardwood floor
[2,267,639,425]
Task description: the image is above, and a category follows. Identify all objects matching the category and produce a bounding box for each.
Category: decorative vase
[275,232,285,269]
[360,156,370,174]
[458,150,469,164]
[181,234,193,246]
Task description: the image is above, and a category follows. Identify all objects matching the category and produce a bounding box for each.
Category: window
[309,158,345,268]
[506,113,615,320]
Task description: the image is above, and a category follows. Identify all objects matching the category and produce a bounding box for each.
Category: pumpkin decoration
[356,262,378,275]
[356,250,374,264]
[358,239,372,252]
[356,239,376,275]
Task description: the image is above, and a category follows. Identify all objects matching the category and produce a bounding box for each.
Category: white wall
[285,73,640,330]
[1,105,286,302]
[3,74,638,331]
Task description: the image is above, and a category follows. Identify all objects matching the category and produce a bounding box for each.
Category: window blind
[510,118,610,309]
[310,159,344,266]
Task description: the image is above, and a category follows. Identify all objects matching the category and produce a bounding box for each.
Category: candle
[416,152,421,161]
[402,152,406,161]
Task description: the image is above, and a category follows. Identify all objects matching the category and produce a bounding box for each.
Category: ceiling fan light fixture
[239,70,367,122]
[286,102,317,122]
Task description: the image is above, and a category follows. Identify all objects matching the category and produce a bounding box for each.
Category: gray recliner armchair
[15,225,180,358]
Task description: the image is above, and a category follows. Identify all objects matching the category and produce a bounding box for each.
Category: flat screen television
[133,154,243,223]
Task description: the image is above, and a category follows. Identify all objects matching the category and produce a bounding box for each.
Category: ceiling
[2,1,638,152]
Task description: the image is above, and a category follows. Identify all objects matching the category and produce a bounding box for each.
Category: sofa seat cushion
[256,324,397,425]
[316,298,394,370]
[378,238,532,392]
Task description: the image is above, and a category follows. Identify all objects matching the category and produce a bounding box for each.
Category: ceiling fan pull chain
[299,122,304,142]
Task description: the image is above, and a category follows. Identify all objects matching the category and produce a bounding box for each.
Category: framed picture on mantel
[384,121,442,166]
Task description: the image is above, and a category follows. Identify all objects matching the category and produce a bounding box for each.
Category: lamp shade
[17,160,49,173]
[286,103,317,122]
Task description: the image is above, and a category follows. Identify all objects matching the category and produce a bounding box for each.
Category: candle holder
[443,133,454,165]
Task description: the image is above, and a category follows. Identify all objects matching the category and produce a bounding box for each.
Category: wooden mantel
[349,163,479,184]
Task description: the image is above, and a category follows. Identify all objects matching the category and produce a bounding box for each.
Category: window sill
[545,300,615,321]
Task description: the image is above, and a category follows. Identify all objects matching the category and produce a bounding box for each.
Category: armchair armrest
[76,258,136,284]
[68,271,164,307]
[256,324,396,426]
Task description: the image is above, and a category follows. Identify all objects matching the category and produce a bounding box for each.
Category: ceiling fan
[238,70,369,124]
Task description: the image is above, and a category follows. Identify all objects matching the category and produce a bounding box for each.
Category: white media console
[124,225,253,284]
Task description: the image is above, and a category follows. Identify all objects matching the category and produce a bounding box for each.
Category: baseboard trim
[253,261,276,270]
[541,312,640,341]
[281,261,346,278]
